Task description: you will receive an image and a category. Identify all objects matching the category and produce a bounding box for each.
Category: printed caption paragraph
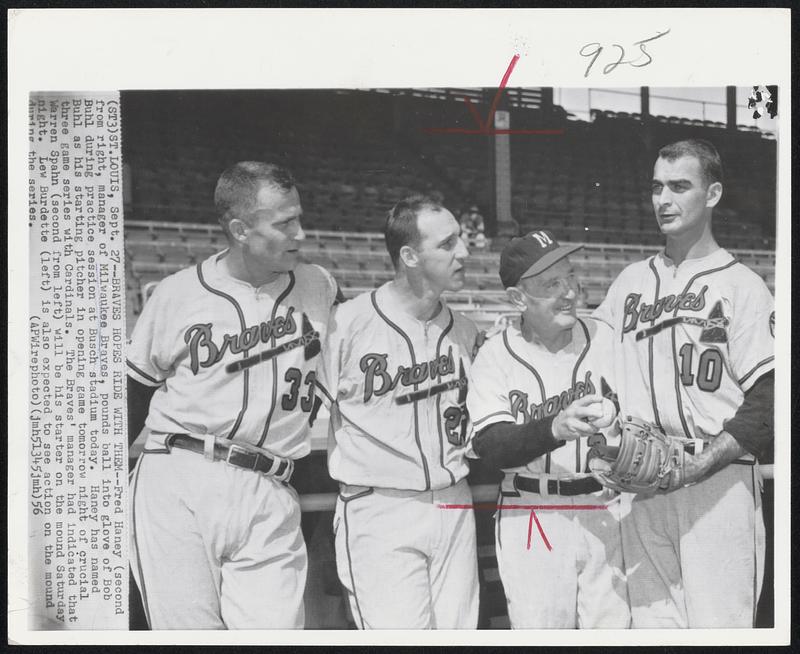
[28,93,128,630]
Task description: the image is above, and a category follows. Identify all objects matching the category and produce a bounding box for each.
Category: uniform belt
[165,433,294,482]
[513,474,603,497]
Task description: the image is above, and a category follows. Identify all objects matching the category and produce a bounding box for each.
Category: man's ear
[506,286,526,311]
[399,244,419,269]
[228,217,250,244]
[706,181,723,208]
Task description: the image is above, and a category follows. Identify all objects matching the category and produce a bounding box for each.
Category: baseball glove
[587,415,689,494]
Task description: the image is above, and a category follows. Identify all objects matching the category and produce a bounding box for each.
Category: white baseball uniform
[466,317,630,628]
[593,247,774,627]
[316,283,480,629]
[127,252,337,629]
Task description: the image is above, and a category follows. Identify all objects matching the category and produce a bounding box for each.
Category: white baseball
[589,397,617,430]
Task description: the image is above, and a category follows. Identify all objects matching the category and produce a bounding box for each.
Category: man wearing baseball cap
[466,229,630,628]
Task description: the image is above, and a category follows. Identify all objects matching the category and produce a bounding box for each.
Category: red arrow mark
[527,509,552,551]
[423,54,565,136]
[440,502,606,550]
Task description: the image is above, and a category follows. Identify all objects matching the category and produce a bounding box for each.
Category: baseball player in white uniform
[127,162,339,629]
[593,139,774,627]
[466,230,631,629]
[315,195,481,629]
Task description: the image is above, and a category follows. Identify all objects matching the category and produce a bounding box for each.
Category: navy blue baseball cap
[499,230,582,288]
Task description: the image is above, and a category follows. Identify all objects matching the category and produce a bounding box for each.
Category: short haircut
[657,139,724,186]
[384,194,445,268]
[214,162,296,233]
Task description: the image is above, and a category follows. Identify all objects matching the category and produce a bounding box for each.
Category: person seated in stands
[459,205,487,249]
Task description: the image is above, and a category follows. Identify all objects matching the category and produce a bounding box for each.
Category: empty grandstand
[121,89,776,244]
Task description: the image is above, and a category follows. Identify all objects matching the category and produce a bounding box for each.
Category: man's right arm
[473,395,603,470]
[473,418,564,470]
[127,376,157,447]
[125,279,176,447]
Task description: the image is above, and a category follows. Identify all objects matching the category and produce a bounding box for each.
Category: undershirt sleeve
[472,416,566,470]
[723,370,774,459]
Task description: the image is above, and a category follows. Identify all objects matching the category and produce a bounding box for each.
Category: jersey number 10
[678,344,723,392]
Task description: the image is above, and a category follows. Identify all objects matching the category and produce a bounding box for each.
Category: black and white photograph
[120,85,779,633]
[9,8,790,646]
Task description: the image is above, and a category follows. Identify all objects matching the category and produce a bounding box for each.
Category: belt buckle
[225,443,256,471]
[555,478,562,496]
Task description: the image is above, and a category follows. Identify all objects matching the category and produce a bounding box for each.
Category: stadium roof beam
[726,86,737,130]
[641,87,649,120]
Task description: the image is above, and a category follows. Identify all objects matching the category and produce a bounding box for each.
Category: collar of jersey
[656,246,733,271]
[508,319,586,357]
[204,250,292,292]
[373,282,452,329]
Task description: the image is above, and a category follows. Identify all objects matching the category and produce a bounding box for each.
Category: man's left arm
[683,371,774,483]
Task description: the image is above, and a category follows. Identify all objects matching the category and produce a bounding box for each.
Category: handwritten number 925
[580,29,671,78]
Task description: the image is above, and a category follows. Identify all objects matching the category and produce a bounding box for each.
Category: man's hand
[551,394,605,441]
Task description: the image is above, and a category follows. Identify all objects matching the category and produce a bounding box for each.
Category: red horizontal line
[421,128,565,135]
[438,503,608,511]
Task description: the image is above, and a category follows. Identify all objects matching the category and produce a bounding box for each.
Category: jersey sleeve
[126,278,181,387]
[311,263,341,308]
[729,279,775,392]
[591,270,620,328]
[315,303,344,407]
[333,281,346,306]
[459,313,482,362]
[584,317,617,393]
[325,267,342,307]
[466,339,515,437]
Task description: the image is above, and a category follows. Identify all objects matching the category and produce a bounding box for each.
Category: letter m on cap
[531,231,553,247]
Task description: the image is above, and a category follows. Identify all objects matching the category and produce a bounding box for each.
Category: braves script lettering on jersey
[183,305,298,373]
[127,253,337,628]
[127,257,335,456]
[469,319,607,476]
[593,247,774,627]
[359,347,457,402]
[318,287,477,491]
[316,284,480,628]
[466,318,630,628]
